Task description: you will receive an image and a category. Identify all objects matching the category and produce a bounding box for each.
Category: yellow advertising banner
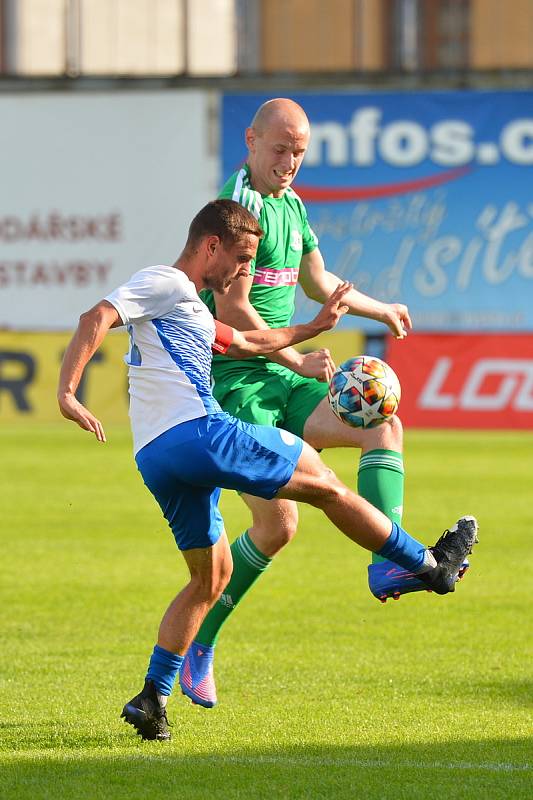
[295,329,364,367]
[0,330,130,424]
[0,329,364,425]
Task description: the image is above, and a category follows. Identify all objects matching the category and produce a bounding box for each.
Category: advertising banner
[386,333,533,429]
[0,330,129,424]
[0,91,216,330]
[222,91,533,333]
[0,328,361,425]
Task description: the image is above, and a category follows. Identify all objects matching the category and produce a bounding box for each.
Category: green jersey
[202,164,318,328]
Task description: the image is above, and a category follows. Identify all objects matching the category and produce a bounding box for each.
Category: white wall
[80,0,186,75]
[12,0,236,76]
[0,90,218,329]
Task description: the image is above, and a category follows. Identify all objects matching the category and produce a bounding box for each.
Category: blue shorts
[135,412,303,551]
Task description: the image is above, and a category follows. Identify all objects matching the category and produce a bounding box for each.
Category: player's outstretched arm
[226,282,351,359]
[299,249,412,339]
[57,300,121,442]
[212,273,336,379]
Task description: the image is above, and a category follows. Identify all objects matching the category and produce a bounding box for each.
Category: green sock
[358,449,404,564]
[195,530,271,647]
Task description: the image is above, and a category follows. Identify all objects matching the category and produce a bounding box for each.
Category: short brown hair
[186,199,263,249]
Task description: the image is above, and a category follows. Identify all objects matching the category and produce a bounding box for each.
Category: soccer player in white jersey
[58,199,477,741]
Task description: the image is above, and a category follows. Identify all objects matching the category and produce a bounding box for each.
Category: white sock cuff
[235,531,272,571]
[359,451,404,474]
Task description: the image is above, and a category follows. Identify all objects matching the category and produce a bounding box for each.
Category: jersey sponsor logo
[253,266,299,287]
[386,333,533,430]
[290,230,303,251]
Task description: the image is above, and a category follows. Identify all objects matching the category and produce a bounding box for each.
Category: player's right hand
[381,302,412,339]
[296,349,336,382]
[57,392,107,442]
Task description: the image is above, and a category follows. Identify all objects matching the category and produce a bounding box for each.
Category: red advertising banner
[386,334,533,429]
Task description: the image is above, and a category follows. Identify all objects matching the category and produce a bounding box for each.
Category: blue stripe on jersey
[152,318,221,414]
[127,325,142,365]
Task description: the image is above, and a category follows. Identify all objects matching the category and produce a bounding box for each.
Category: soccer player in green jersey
[179,99,471,708]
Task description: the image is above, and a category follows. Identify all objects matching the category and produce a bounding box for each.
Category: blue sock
[376,522,427,573]
[146,644,184,696]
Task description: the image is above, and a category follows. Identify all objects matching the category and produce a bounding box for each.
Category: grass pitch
[1,424,531,799]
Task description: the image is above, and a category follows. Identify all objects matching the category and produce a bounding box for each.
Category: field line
[2,752,530,773]
[214,755,531,773]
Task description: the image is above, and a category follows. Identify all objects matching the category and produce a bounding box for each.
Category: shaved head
[245,98,311,197]
[251,98,310,136]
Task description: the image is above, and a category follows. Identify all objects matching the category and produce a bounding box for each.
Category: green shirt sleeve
[301,205,319,255]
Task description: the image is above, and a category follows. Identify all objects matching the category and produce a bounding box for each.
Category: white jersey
[106,265,222,454]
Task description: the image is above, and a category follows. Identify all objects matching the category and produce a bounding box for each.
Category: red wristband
[212,319,234,354]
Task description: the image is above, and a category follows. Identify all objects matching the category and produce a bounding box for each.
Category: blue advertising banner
[222,91,533,332]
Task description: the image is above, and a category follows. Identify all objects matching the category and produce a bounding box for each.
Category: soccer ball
[328,355,401,428]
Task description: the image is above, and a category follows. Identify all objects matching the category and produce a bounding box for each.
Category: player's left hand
[313,281,352,332]
[380,303,413,339]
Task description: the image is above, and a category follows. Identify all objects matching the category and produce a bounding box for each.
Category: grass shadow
[2,737,531,800]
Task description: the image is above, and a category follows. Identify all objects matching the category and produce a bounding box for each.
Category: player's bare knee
[325,479,350,505]
[249,500,299,551]
[387,413,403,447]
[310,467,347,505]
[217,556,233,591]
[270,515,298,548]
[189,567,227,605]
[275,504,298,545]
[367,412,403,450]
[251,522,297,552]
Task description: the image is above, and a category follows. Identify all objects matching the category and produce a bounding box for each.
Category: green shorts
[212,358,329,439]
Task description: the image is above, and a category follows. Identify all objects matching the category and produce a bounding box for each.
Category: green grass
[1,424,532,799]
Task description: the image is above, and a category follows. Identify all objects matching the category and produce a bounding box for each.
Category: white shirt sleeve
[105,266,186,324]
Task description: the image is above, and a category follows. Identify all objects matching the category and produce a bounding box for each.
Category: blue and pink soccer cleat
[369,515,478,602]
[368,558,470,602]
[179,642,217,708]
